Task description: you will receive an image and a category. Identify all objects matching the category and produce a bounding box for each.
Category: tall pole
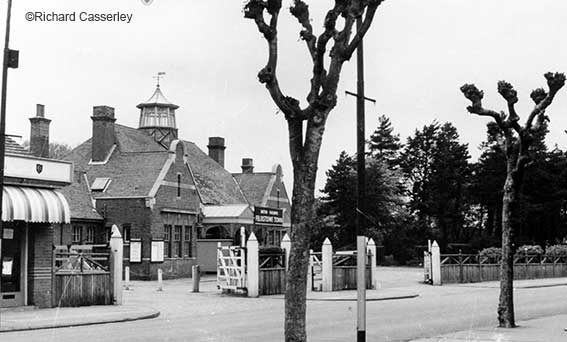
[0,0,15,298]
[355,16,366,342]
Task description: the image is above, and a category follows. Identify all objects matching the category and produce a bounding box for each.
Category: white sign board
[2,228,14,239]
[151,240,164,262]
[129,240,142,263]
[5,154,72,184]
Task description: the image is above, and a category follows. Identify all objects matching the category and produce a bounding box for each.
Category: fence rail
[440,253,567,284]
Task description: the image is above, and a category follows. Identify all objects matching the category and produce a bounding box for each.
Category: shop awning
[2,185,71,224]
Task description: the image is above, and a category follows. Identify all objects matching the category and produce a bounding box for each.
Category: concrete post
[192,265,200,292]
[431,240,441,285]
[124,266,130,290]
[280,233,291,271]
[367,238,378,289]
[157,269,163,291]
[322,238,333,292]
[307,249,314,292]
[109,224,123,304]
[240,226,246,248]
[246,232,259,297]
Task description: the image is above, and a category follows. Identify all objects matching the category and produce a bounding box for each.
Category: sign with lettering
[254,206,283,225]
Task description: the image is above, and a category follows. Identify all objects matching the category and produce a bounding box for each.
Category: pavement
[1,269,566,341]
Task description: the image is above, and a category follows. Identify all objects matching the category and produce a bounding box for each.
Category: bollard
[157,268,163,291]
[125,266,130,290]
[192,265,200,292]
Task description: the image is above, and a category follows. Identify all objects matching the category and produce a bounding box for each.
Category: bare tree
[244,0,384,340]
[460,72,565,327]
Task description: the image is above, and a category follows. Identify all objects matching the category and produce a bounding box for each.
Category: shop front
[0,153,72,308]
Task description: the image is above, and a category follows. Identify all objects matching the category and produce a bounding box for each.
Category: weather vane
[154,72,166,87]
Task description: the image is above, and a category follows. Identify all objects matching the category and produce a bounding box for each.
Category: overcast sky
[2,0,567,193]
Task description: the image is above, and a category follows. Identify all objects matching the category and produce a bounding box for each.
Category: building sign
[4,154,72,184]
[151,240,164,262]
[254,206,283,225]
[130,239,142,263]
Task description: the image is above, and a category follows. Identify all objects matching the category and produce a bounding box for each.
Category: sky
[1,0,567,194]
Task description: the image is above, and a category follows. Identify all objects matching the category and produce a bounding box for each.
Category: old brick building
[63,85,291,279]
[1,106,73,308]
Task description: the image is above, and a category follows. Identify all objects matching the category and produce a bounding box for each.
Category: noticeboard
[129,239,142,263]
[151,240,164,262]
[254,206,283,225]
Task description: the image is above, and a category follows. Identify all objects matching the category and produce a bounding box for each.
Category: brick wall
[28,224,54,308]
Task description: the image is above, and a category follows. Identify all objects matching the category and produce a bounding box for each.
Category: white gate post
[431,240,441,285]
[367,238,378,289]
[247,232,259,297]
[109,224,123,305]
[322,238,333,292]
[280,233,291,271]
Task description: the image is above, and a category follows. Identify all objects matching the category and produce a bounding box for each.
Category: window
[177,174,181,197]
[122,224,131,243]
[163,225,172,258]
[174,225,182,257]
[85,226,95,243]
[72,225,82,243]
[183,225,192,257]
[91,177,111,191]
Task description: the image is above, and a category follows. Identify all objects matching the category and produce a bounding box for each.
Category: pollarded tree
[243,1,384,341]
[460,72,565,328]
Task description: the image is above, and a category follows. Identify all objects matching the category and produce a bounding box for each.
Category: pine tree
[367,115,402,162]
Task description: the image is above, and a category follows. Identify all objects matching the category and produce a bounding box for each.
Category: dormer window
[91,177,111,192]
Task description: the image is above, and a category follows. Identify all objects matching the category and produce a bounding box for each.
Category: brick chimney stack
[207,137,226,168]
[241,158,254,174]
[29,104,51,158]
[91,106,116,162]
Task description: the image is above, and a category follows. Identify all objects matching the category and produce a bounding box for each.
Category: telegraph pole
[0,0,18,297]
[345,16,376,342]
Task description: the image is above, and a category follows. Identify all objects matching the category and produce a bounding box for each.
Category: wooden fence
[259,249,286,295]
[440,253,567,284]
[53,245,113,307]
[332,252,373,290]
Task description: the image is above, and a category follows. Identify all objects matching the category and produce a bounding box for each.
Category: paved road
[3,268,567,342]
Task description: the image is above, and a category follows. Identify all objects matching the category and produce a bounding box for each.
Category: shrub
[545,244,567,257]
[479,247,502,259]
[515,245,544,256]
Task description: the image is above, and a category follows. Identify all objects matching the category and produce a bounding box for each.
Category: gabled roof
[183,140,247,205]
[233,172,273,206]
[59,173,103,221]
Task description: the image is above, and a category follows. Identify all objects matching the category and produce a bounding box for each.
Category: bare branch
[526,72,566,129]
[290,0,316,59]
[497,81,521,133]
[344,1,383,60]
[460,83,505,128]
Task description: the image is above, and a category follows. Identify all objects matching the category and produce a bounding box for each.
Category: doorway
[1,222,26,307]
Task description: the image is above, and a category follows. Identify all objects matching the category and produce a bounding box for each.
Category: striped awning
[2,185,71,224]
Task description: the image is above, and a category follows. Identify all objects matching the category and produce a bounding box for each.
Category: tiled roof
[183,141,247,205]
[58,173,103,221]
[233,173,273,206]
[5,136,28,155]
[65,125,169,198]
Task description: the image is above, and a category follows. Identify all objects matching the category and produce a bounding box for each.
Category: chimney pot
[207,136,226,168]
[29,104,51,158]
[241,158,254,174]
[91,105,116,162]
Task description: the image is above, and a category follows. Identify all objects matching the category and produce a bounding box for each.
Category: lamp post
[0,0,18,299]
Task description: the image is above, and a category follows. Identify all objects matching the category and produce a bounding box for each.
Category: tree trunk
[284,162,317,342]
[497,167,518,328]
